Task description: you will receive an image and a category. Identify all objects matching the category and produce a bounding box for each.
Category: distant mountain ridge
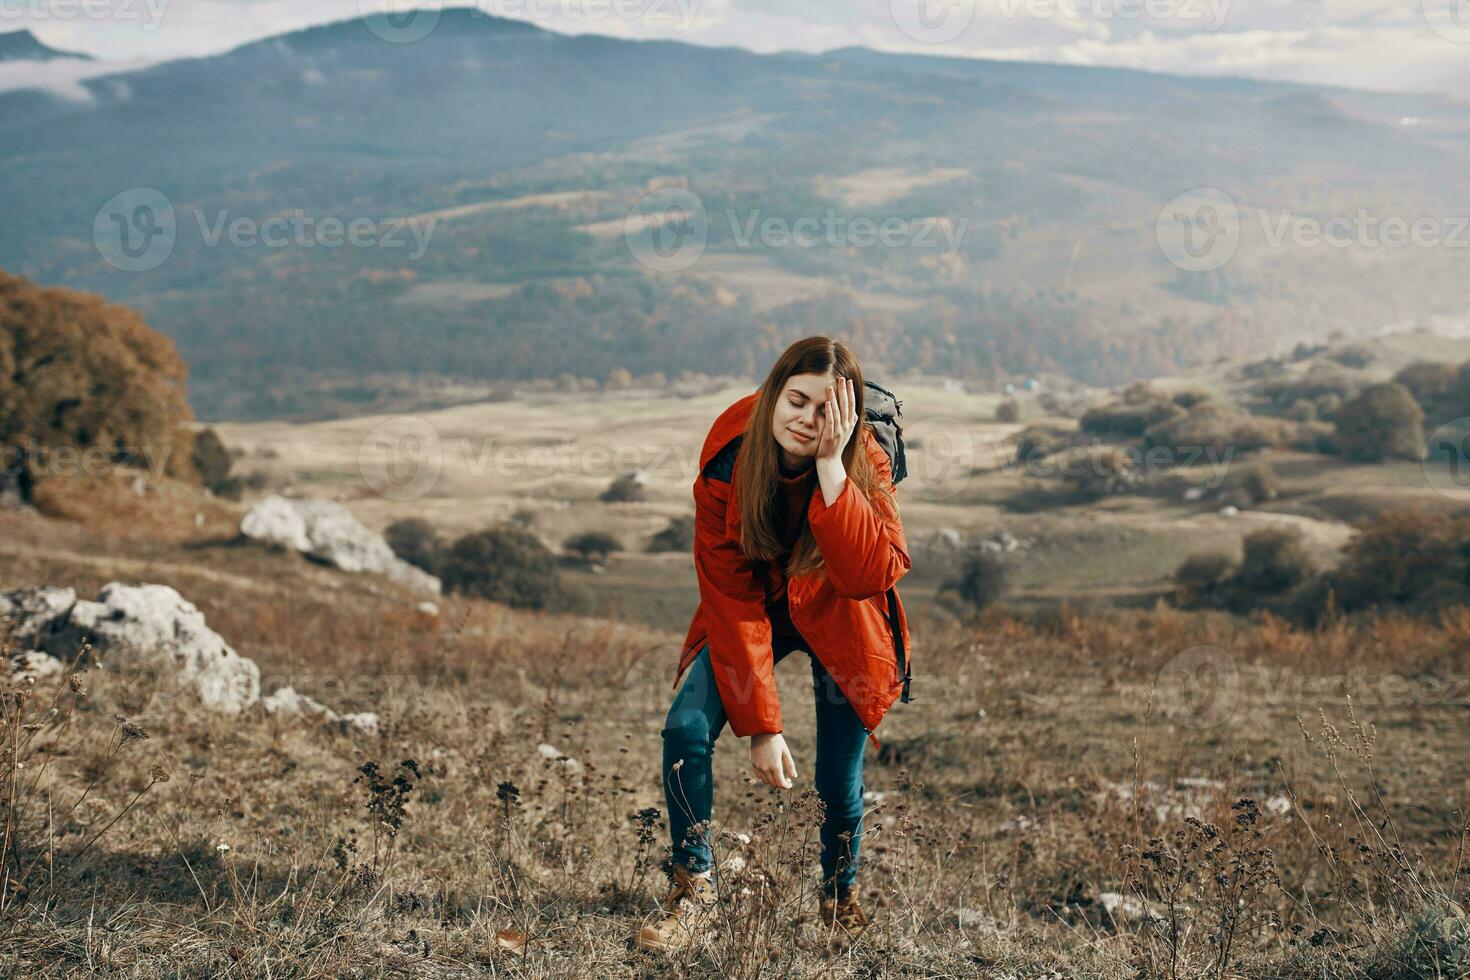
[0,28,92,61]
[1,9,1468,421]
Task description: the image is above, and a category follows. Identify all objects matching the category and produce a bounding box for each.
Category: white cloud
[0,55,155,100]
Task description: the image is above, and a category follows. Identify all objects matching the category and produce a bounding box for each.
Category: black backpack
[861,379,907,487]
[861,380,911,703]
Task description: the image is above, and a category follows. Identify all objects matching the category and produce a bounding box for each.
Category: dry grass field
[2,435,1469,976]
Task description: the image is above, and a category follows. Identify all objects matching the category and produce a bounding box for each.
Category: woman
[635,336,912,951]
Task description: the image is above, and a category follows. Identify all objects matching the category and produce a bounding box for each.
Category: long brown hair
[734,336,897,581]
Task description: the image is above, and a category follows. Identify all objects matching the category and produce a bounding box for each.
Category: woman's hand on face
[814,376,858,463]
[750,732,797,789]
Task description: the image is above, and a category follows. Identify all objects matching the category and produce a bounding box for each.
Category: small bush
[440,524,565,609]
[191,428,241,500]
[942,546,1010,612]
[996,399,1021,423]
[1170,389,1212,409]
[1393,360,1457,417]
[600,473,647,503]
[385,518,444,575]
[1080,391,1182,438]
[1333,509,1470,612]
[564,531,622,563]
[1175,551,1237,595]
[1061,445,1141,496]
[1283,399,1317,422]
[1232,526,1316,595]
[647,515,694,553]
[1262,364,1361,408]
[1013,423,1075,466]
[1333,382,1426,462]
[1240,461,1280,503]
[1330,344,1374,368]
[1144,402,1301,457]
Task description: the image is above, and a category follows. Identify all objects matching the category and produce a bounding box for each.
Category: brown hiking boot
[818,888,870,938]
[634,865,718,952]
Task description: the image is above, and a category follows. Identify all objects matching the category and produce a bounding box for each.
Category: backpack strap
[885,585,911,703]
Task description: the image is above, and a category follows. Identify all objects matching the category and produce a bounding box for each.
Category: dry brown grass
[1,505,1467,978]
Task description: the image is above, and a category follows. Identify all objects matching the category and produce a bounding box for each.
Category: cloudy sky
[6,0,1470,98]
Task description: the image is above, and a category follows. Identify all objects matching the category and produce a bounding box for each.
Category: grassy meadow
[2,375,1469,977]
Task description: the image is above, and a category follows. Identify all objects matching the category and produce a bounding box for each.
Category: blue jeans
[661,632,868,898]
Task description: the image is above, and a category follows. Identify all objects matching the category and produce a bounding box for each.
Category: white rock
[1265,794,1292,816]
[7,651,63,681]
[265,686,379,736]
[0,587,78,650]
[1099,891,1149,922]
[416,601,440,616]
[1183,487,1205,501]
[333,712,380,736]
[239,495,440,595]
[68,583,261,715]
[535,742,581,773]
[263,686,335,720]
[1175,776,1225,791]
[239,495,312,551]
[956,907,1004,932]
[1218,505,1239,517]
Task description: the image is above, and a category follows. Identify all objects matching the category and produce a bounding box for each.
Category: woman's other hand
[750,732,798,789]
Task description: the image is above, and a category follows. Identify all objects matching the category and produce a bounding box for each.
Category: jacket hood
[697,389,760,475]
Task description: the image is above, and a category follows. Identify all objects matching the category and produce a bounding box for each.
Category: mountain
[2,9,1468,421]
[0,28,92,61]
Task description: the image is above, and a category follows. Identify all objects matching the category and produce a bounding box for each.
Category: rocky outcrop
[3,582,383,735]
[240,495,440,595]
[2,583,260,714]
[263,686,380,735]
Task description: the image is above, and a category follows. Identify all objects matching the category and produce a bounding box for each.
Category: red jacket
[673,390,913,751]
